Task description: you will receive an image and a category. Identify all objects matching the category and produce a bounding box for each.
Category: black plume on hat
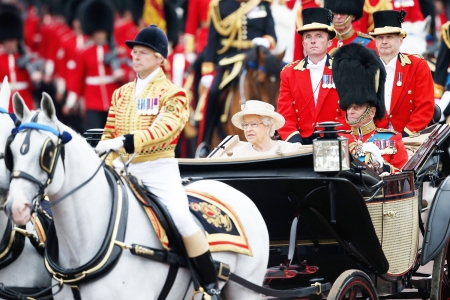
[324,0,365,21]
[64,0,84,27]
[80,0,114,36]
[126,24,169,58]
[0,10,23,41]
[332,43,386,120]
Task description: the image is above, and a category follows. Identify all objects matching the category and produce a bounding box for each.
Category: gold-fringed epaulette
[356,32,374,40]
[435,82,444,98]
[328,57,333,69]
[399,53,412,66]
[376,128,398,134]
[282,59,300,71]
[441,21,450,49]
[293,59,307,71]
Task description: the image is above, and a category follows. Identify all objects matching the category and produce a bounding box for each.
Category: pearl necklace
[252,140,273,152]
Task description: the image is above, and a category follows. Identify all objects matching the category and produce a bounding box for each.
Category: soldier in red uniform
[292,0,322,61]
[334,43,408,173]
[0,7,40,112]
[65,0,122,130]
[184,0,211,58]
[370,10,434,136]
[324,0,377,55]
[277,7,347,144]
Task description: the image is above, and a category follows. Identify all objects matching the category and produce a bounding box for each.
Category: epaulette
[282,59,300,71]
[404,53,424,59]
[356,32,374,40]
[376,128,398,134]
[441,22,450,49]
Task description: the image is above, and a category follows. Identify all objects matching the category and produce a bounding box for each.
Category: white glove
[201,74,214,89]
[95,137,124,155]
[252,37,271,48]
[186,52,196,64]
[362,142,384,167]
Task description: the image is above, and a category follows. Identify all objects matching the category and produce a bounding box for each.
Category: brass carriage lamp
[313,122,350,173]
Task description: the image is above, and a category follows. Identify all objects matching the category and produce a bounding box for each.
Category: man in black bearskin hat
[278,7,347,145]
[95,25,221,300]
[333,43,408,174]
[64,0,123,131]
[324,0,377,54]
[0,4,41,112]
[369,9,434,137]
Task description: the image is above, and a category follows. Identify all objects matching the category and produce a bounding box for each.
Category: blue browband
[17,122,72,144]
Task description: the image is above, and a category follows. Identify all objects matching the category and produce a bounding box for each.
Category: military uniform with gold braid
[333,43,408,174]
[199,0,277,152]
[433,22,450,122]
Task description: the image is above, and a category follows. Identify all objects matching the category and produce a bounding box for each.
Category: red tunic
[0,51,35,112]
[23,5,41,55]
[56,31,87,84]
[341,127,408,172]
[185,0,211,53]
[66,43,121,112]
[328,30,378,55]
[277,55,348,142]
[375,53,434,136]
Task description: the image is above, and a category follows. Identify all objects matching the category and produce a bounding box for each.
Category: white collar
[382,55,397,69]
[308,55,327,67]
[136,67,161,85]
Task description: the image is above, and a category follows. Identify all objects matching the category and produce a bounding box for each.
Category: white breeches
[114,158,200,237]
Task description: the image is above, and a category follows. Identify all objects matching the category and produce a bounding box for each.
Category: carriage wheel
[430,240,450,300]
[327,269,378,300]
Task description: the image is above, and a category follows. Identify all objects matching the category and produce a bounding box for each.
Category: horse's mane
[242,46,282,78]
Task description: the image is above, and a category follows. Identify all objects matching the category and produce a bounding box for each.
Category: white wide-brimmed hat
[231,100,285,130]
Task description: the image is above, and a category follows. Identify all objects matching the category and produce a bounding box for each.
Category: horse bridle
[7,112,70,212]
[0,107,12,163]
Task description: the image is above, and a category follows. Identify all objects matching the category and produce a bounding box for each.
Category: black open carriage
[174,123,450,299]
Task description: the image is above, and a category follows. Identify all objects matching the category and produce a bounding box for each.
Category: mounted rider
[324,0,377,55]
[94,25,221,300]
[197,0,277,156]
[370,9,434,137]
[333,43,408,173]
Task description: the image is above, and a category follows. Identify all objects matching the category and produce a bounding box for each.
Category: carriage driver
[333,43,408,174]
[94,25,221,300]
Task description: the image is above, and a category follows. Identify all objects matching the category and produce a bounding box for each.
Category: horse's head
[400,15,431,55]
[243,45,285,108]
[0,76,13,203]
[4,93,70,225]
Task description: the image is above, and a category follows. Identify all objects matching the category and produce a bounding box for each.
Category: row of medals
[322,75,335,89]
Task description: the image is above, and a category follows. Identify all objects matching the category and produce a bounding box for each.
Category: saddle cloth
[128,178,252,256]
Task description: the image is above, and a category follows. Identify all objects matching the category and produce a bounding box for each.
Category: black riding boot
[190,250,221,300]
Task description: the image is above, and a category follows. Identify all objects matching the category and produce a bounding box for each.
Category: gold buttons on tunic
[296,109,298,113]
[336,109,339,112]
[293,101,296,105]
[408,90,412,94]
[409,100,413,104]
[297,118,300,121]
[389,115,392,118]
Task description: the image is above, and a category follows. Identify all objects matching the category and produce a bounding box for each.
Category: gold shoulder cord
[441,22,450,49]
[210,0,262,55]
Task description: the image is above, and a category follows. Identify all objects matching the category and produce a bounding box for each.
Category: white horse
[0,77,51,294]
[400,15,432,55]
[4,92,269,299]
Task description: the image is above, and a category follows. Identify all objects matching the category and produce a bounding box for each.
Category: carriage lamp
[313,122,350,173]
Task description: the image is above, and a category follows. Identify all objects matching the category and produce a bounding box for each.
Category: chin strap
[346,105,372,126]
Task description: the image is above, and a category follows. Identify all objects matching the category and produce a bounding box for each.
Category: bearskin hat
[0,10,24,42]
[332,43,386,120]
[79,0,114,36]
[64,0,84,27]
[324,0,365,21]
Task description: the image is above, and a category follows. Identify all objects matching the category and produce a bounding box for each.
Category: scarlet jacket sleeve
[131,88,190,152]
[404,59,434,135]
[277,69,302,143]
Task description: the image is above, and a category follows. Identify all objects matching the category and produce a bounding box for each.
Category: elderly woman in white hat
[231,100,301,157]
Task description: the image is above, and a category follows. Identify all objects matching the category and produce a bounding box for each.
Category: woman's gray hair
[261,116,275,137]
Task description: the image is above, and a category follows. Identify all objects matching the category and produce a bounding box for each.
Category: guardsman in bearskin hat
[324,0,377,55]
[64,0,123,131]
[95,24,221,300]
[334,43,408,173]
[196,0,277,156]
[0,5,41,111]
[370,10,434,137]
[277,8,347,144]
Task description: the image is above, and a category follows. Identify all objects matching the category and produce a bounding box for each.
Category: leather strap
[157,265,179,300]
